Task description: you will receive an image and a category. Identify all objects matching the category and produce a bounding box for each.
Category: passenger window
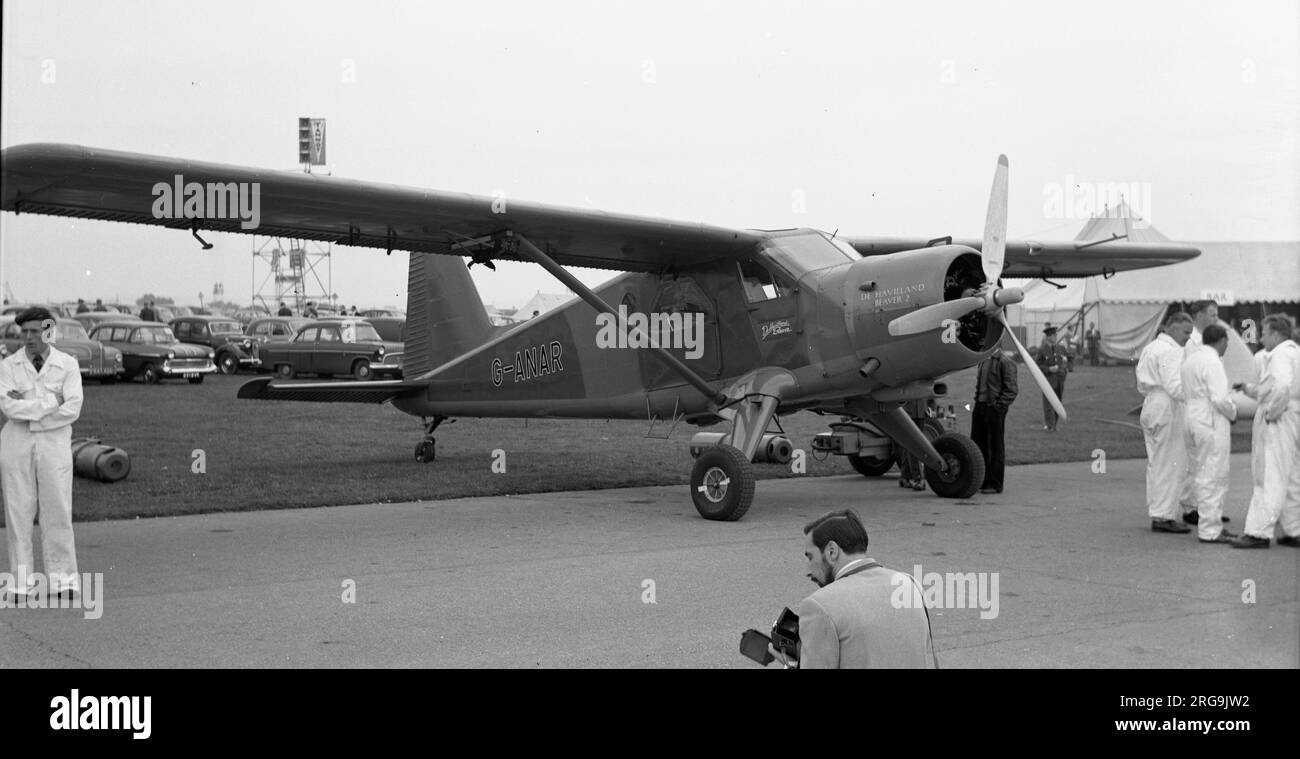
[319,328,340,343]
[737,259,787,302]
[112,327,130,342]
[298,328,319,342]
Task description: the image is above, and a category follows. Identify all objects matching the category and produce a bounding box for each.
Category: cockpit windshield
[762,231,858,275]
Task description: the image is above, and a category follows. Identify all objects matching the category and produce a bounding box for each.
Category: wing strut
[509,231,727,405]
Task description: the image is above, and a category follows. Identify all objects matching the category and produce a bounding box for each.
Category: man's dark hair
[15,306,53,326]
[1164,311,1193,328]
[803,509,868,554]
[1189,299,1217,317]
[1202,324,1229,346]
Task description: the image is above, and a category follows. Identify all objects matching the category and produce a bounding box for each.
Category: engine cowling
[838,244,1004,387]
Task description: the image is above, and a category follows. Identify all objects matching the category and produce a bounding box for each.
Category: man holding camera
[796,509,937,668]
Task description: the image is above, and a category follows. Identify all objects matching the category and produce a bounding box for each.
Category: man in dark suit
[972,348,1018,493]
[1036,325,1067,430]
[138,301,157,322]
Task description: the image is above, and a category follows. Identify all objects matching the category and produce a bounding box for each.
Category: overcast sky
[2,0,1296,310]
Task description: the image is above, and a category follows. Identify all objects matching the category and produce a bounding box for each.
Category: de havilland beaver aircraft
[1,144,1198,520]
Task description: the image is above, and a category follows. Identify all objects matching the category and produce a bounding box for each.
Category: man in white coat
[0,307,84,599]
[1180,299,1226,526]
[1180,324,1238,544]
[1233,314,1300,548]
[1137,312,1194,533]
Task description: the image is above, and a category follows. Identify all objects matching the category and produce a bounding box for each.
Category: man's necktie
[31,353,44,372]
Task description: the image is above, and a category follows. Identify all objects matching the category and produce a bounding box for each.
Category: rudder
[404,253,495,376]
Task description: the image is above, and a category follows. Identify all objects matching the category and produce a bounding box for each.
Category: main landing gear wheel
[415,438,436,463]
[849,455,894,477]
[690,444,755,521]
[923,433,985,499]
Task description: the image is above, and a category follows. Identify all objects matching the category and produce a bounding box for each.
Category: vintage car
[87,320,216,384]
[245,316,311,345]
[170,315,261,374]
[258,319,403,380]
[0,317,125,382]
[73,311,141,331]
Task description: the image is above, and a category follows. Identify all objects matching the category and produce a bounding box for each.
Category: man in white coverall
[1180,324,1238,544]
[1180,299,1230,526]
[0,307,84,598]
[1137,312,1194,533]
[1232,314,1300,548]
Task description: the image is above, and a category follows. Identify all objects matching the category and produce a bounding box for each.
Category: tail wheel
[414,438,436,463]
[924,433,985,499]
[690,444,755,521]
[849,455,894,477]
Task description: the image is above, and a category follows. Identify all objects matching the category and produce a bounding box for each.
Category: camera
[739,607,800,668]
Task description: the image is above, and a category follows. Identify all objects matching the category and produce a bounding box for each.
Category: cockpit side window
[737,259,788,303]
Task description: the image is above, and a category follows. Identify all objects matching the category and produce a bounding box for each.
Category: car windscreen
[57,323,90,341]
[133,327,176,344]
[210,321,243,335]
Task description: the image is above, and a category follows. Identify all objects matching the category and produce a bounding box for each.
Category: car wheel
[140,364,159,384]
[276,363,296,379]
[690,444,755,521]
[218,353,239,374]
[352,359,372,381]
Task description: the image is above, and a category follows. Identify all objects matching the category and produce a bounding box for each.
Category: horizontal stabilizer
[237,377,425,404]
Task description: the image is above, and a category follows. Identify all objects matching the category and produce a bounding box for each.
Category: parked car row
[1,310,407,383]
[0,317,125,382]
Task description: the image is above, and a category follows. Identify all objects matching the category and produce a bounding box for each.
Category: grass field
[5,363,1254,523]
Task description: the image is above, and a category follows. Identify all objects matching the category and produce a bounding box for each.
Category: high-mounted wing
[844,235,1200,278]
[1,143,761,273]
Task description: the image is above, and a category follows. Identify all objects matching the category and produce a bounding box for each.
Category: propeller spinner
[885,155,1066,421]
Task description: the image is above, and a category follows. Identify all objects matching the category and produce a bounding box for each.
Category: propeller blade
[999,312,1066,421]
[887,297,984,337]
[982,154,1008,285]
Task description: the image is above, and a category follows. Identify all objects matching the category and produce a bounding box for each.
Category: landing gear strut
[414,416,447,463]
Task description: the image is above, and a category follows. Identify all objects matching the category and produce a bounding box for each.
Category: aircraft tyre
[849,455,894,477]
[415,438,436,463]
[924,433,985,498]
[690,444,755,521]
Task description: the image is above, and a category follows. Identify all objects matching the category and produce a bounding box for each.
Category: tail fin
[404,253,495,377]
